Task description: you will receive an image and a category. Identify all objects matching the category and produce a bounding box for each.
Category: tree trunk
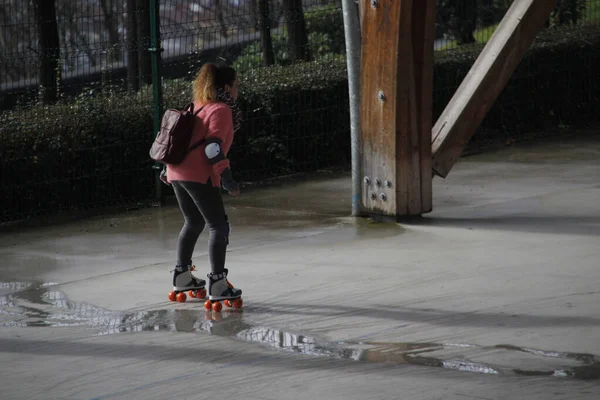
[99,0,121,62]
[127,0,139,91]
[568,0,580,24]
[214,0,229,38]
[283,0,312,62]
[455,0,477,44]
[33,0,61,104]
[256,0,275,66]
[136,0,152,86]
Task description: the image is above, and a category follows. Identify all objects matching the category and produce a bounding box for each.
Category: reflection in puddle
[2,281,599,380]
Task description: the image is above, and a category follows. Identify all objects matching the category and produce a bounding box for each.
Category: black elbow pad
[204,141,226,165]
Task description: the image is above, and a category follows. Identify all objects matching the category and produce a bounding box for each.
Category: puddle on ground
[2,281,599,381]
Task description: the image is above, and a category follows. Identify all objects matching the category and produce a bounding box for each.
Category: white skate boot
[204,269,243,312]
[168,265,207,303]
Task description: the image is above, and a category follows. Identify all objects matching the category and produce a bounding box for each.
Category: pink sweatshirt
[166,101,234,187]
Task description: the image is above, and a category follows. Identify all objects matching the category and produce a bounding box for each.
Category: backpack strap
[193,106,204,116]
[187,105,207,151]
[184,102,203,117]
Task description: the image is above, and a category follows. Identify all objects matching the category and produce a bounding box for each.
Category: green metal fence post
[149,0,164,206]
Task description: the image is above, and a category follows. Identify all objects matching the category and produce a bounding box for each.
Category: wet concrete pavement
[1,136,600,399]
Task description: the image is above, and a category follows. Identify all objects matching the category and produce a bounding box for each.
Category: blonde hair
[192,63,237,104]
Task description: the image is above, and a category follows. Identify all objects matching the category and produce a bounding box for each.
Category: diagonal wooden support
[360,0,436,219]
[431,0,558,178]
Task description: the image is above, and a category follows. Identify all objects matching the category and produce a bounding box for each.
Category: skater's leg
[170,181,207,292]
[179,181,229,274]
[172,181,206,266]
[208,216,229,275]
[178,181,241,301]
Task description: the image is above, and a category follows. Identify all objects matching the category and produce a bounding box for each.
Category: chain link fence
[1,0,599,224]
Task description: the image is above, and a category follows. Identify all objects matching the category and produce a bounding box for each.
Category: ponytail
[193,63,218,104]
[193,63,237,104]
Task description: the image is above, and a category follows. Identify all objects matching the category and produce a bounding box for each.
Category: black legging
[172,180,229,274]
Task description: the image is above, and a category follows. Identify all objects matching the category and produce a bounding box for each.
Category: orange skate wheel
[188,290,196,298]
[198,288,207,299]
[176,292,187,303]
[224,300,232,308]
[204,300,212,310]
[212,301,223,312]
[168,291,177,302]
[232,298,243,309]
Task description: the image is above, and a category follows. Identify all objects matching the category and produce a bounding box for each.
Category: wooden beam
[431,0,558,178]
[360,0,435,219]
[412,0,436,214]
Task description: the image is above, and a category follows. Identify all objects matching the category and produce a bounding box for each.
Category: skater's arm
[204,105,238,193]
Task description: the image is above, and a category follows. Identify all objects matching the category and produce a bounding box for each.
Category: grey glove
[220,168,239,192]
